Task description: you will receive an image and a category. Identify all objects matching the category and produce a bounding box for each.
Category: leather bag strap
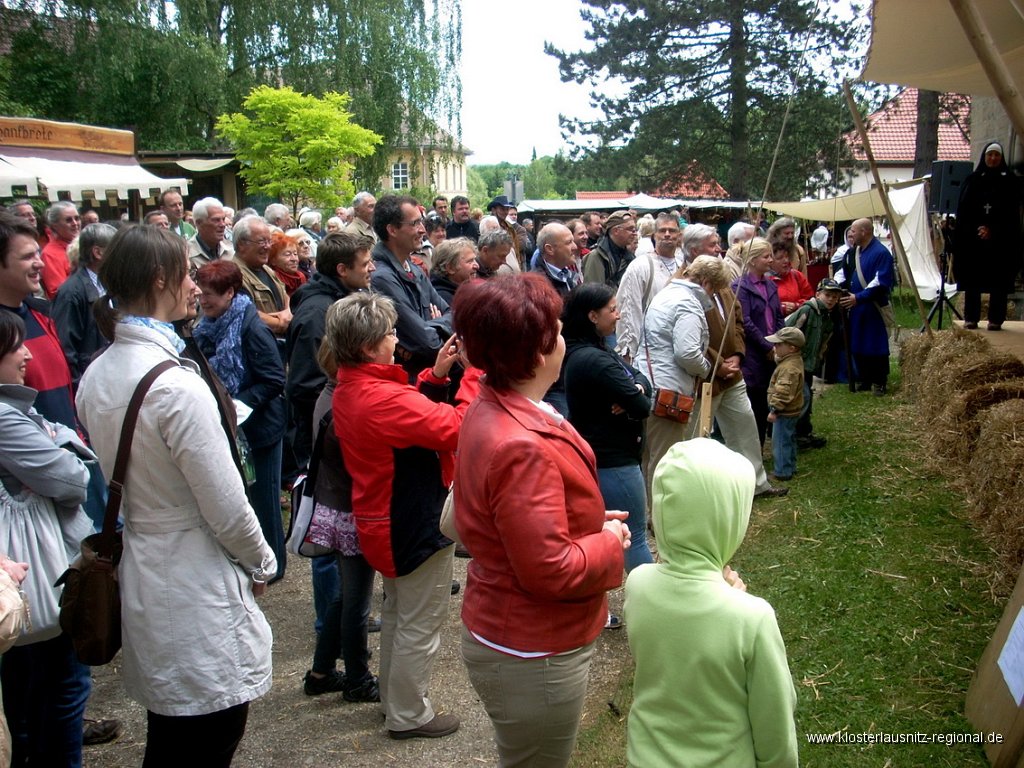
[95,360,177,557]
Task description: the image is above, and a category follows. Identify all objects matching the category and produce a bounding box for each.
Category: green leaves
[216,85,382,211]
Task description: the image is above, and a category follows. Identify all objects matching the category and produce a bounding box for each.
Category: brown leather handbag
[56,360,176,666]
[652,387,695,424]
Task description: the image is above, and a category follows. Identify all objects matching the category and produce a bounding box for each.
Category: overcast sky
[459,1,596,165]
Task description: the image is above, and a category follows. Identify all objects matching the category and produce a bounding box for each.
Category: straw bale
[935,379,1024,464]
[967,399,1024,570]
[916,330,992,419]
[898,332,936,399]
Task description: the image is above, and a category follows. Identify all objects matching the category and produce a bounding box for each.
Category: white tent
[0,157,40,197]
[0,152,186,202]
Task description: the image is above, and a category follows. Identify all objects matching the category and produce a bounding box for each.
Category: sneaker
[454,545,472,558]
[388,713,460,740]
[755,484,789,498]
[988,322,1003,331]
[83,718,121,746]
[303,669,347,696]
[343,675,380,703]
[450,580,460,595]
[796,435,827,449]
[872,384,886,397]
[368,615,382,633]
[964,321,979,329]
[604,613,624,630]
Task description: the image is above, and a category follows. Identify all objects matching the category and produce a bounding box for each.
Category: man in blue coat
[838,218,895,396]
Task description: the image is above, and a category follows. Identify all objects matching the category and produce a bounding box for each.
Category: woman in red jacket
[325,292,479,741]
[453,273,631,767]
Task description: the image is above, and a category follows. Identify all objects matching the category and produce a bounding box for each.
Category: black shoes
[343,675,380,703]
[304,669,346,696]
[756,485,789,497]
[964,321,979,329]
[83,718,121,745]
[451,580,460,595]
[989,322,1003,331]
[797,434,827,449]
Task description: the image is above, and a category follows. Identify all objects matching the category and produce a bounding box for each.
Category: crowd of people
[0,187,902,767]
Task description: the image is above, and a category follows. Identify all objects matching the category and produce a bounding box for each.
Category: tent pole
[843,80,934,338]
[948,0,1024,138]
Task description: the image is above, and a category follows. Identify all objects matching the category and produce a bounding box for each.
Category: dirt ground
[85,554,631,767]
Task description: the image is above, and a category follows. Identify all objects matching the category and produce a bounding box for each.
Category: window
[392,162,409,190]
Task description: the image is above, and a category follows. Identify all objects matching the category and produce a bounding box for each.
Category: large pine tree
[548,0,865,200]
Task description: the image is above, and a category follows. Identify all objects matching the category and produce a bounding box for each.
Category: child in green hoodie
[624,438,798,768]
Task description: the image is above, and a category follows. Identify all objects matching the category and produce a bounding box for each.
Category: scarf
[192,293,251,395]
[273,266,307,296]
[120,315,185,354]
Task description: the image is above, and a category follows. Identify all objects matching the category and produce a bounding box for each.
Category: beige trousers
[379,544,455,731]
[461,627,595,768]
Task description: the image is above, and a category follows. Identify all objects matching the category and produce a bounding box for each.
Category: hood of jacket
[291,270,351,313]
[651,437,754,577]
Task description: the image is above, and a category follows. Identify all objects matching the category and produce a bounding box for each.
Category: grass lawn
[571,367,1007,767]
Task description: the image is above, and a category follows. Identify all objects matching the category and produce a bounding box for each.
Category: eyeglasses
[387,328,398,337]
[242,237,272,248]
[63,216,81,224]
[402,219,424,228]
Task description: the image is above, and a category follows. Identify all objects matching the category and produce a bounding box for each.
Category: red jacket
[455,384,624,654]
[41,238,72,300]
[333,362,480,578]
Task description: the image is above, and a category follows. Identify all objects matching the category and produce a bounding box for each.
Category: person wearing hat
[583,210,638,289]
[765,326,805,482]
[487,195,530,264]
[785,277,842,449]
[954,141,1023,331]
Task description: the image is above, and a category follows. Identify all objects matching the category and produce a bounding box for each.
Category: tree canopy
[0,0,461,189]
[548,0,867,200]
[216,86,381,213]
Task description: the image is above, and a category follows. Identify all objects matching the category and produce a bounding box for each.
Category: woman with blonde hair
[732,237,783,447]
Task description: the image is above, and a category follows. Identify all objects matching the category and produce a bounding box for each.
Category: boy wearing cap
[785,278,842,448]
[765,327,806,482]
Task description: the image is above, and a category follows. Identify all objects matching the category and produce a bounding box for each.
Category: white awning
[175,158,234,173]
[0,149,187,202]
[764,178,926,222]
[0,157,40,197]
[516,196,756,214]
[861,0,1024,96]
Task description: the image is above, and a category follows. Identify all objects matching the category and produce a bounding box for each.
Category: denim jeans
[311,553,376,685]
[311,554,340,635]
[247,438,285,581]
[771,415,798,479]
[597,464,653,572]
[1,633,91,768]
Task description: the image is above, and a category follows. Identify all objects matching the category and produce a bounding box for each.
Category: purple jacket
[732,273,784,389]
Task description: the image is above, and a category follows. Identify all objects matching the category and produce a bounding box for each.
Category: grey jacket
[639,279,712,397]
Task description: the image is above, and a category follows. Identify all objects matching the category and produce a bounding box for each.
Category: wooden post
[843,80,933,338]
[948,0,1024,139]
[696,382,714,438]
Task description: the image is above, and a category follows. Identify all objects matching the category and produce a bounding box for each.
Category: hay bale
[935,379,1024,463]
[967,399,1024,570]
[916,330,992,419]
[899,332,936,399]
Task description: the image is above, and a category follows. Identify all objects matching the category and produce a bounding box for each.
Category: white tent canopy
[861,0,1024,96]
[0,151,187,202]
[516,196,759,214]
[0,157,40,197]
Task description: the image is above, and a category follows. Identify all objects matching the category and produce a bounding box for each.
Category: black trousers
[746,385,770,447]
[964,289,1008,326]
[143,702,249,768]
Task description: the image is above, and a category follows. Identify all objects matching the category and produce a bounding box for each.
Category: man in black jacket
[52,222,117,388]
[286,232,376,468]
[445,195,479,242]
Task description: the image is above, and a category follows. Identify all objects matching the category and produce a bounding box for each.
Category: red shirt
[41,238,72,300]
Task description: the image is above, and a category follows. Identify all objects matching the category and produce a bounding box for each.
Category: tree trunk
[726,0,749,198]
[913,89,940,178]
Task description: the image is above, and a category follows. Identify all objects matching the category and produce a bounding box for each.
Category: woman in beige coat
[77,225,276,766]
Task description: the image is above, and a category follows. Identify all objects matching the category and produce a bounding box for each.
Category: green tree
[523,155,559,199]
[548,0,865,199]
[466,167,489,207]
[216,86,381,214]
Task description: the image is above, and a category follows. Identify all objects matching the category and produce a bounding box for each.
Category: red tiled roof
[575,191,629,200]
[845,88,971,163]
[655,175,729,200]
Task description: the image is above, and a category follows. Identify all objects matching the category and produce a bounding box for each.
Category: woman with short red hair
[268,231,306,296]
[453,273,631,767]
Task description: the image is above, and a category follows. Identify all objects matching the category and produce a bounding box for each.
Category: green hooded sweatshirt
[624,438,798,768]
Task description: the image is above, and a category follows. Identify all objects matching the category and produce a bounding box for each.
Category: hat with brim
[487,195,515,210]
[765,327,806,348]
[603,210,633,233]
[816,277,842,293]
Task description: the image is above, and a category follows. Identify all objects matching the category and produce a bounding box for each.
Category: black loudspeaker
[930,160,973,214]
